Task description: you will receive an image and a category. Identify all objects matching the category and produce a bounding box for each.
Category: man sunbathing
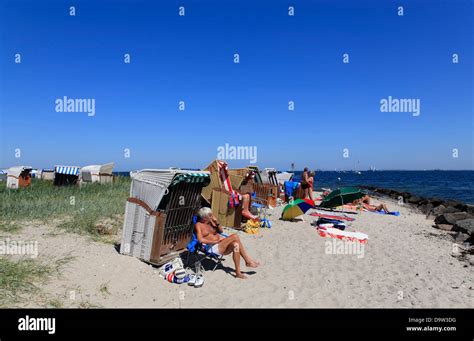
[195,207,260,279]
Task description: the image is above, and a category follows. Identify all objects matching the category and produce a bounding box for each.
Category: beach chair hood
[130,169,211,211]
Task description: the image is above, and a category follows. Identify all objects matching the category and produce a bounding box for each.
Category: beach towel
[316,226,368,244]
[244,220,260,234]
[284,181,300,197]
[369,210,400,216]
[309,212,355,221]
[337,204,363,211]
[217,160,241,207]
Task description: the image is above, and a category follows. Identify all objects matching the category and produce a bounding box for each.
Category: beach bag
[159,257,184,278]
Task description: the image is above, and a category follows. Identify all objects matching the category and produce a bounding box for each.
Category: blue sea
[293,171,474,204]
[115,170,474,204]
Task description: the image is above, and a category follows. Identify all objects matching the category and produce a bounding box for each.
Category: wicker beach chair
[201,160,245,229]
[261,168,279,186]
[53,166,81,186]
[120,169,211,266]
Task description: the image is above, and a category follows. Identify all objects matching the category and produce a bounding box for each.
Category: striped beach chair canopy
[131,169,211,210]
[54,165,81,176]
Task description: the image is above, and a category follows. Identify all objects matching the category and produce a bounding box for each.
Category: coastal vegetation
[0,177,130,238]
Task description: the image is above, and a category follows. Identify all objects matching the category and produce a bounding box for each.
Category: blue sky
[1,0,472,171]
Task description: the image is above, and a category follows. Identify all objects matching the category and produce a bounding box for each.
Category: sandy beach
[5,192,472,309]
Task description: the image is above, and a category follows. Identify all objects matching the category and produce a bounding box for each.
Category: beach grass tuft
[0,255,74,307]
[0,221,22,233]
[0,257,53,307]
[0,177,130,238]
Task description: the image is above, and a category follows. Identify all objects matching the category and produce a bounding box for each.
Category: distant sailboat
[353,160,362,174]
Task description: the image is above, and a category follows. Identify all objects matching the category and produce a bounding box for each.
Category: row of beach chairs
[120,160,280,266]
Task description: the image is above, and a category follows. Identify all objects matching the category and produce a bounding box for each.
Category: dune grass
[0,177,130,237]
[0,255,74,307]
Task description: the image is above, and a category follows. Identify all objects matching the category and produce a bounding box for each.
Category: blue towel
[284,181,300,197]
[374,210,400,216]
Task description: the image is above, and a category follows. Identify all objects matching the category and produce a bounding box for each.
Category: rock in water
[443,200,467,211]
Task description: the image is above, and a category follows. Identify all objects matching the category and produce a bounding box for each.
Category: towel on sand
[370,210,400,216]
[316,226,368,244]
[309,212,355,221]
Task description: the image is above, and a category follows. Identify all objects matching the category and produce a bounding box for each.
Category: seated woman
[195,207,260,279]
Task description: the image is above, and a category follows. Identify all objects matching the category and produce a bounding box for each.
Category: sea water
[293,170,474,204]
[114,170,474,204]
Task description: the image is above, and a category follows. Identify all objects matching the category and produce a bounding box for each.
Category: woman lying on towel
[195,207,260,279]
[354,195,392,214]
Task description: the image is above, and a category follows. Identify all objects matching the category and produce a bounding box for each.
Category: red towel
[309,212,355,221]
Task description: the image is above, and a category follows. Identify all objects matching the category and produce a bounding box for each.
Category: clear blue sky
[1,0,472,171]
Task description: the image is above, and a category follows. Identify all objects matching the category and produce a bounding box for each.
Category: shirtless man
[195,207,260,279]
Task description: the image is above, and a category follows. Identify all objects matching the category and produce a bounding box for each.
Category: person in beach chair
[187,215,226,273]
[194,207,260,279]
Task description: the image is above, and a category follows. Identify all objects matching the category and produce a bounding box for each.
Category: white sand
[5,193,473,308]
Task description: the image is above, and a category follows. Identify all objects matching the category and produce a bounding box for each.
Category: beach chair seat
[186,232,225,272]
